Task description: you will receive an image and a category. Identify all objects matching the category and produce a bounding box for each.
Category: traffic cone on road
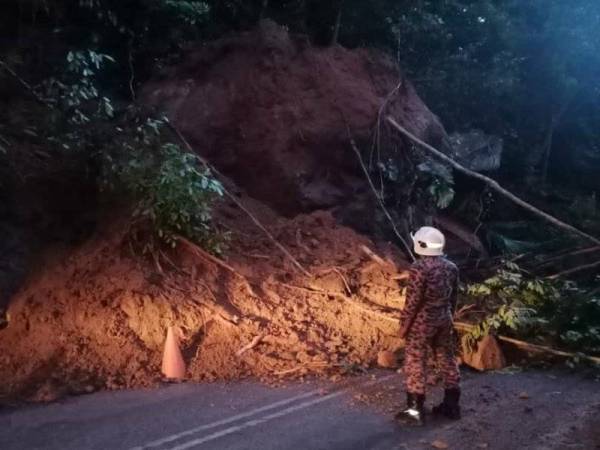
[161,326,186,381]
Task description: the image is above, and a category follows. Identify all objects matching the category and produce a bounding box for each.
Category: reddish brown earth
[0,199,411,402]
[142,19,447,218]
[0,22,452,403]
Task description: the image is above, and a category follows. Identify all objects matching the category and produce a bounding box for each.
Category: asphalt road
[1,370,599,450]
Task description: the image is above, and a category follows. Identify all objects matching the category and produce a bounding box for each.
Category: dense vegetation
[0,1,598,354]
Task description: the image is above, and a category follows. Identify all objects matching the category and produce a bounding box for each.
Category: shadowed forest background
[0,0,599,401]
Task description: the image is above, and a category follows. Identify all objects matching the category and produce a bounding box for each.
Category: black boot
[432,387,461,420]
[395,392,426,426]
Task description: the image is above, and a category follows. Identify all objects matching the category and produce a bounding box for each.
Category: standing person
[395,226,461,426]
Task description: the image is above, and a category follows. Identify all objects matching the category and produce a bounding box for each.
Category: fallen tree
[454,322,600,366]
[386,116,600,247]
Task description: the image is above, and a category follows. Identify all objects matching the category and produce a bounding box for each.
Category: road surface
[1,370,599,450]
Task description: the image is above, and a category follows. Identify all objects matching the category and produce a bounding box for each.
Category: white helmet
[411,226,445,256]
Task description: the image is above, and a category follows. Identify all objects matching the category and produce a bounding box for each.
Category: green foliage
[103,116,226,254]
[79,0,210,29]
[128,143,225,252]
[42,50,115,127]
[34,47,225,255]
[376,156,455,221]
[463,261,537,349]
[462,261,600,355]
[463,304,531,352]
[77,0,210,55]
[164,1,210,25]
[417,162,455,209]
[545,287,600,355]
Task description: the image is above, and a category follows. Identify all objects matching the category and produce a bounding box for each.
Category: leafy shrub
[417,161,455,209]
[163,1,210,25]
[38,49,225,255]
[42,50,115,126]
[376,157,455,224]
[103,116,226,254]
[129,143,225,251]
[461,261,600,355]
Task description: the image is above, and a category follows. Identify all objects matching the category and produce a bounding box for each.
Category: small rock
[377,350,397,369]
[518,391,530,400]
[30,381,65,403]
[431,440,449,449]
[461,335,506,371]
[477,444,489,449]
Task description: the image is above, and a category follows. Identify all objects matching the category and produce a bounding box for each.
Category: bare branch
[168,122,312,278]
[386,116,600,246]
[346,128,415,261]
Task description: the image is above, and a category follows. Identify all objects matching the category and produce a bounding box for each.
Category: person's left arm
[399,265,425,339]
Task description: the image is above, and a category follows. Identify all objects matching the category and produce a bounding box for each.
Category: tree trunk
[539,116,555,184]
[330,0,344,45]
[259,0,269,19]
[539,89,578,183]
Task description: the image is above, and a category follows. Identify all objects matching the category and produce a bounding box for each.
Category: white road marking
[166,375,395,450]
[128,389,322,450]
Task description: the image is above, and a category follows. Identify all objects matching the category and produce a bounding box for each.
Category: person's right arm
[450,268,459,317]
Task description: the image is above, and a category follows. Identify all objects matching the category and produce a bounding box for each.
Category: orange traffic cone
[161,326,186,380]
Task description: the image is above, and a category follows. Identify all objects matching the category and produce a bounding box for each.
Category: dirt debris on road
[0,22,441,402]
[348,370,600,450]
[0,201,410,401]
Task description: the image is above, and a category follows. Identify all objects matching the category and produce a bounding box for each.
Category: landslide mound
[143,19,447,217]
[0,22,447,402]
[0,200,408,402]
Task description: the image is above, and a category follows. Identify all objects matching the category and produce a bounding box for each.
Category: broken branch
[273,361,330,376]
[536,246,600,268]
[177,235,242,276]
[547,259,600,280]
[434,215,489,258]
[0,59,54,109]
[386,116,600,246]
[346,128,415,261]
[236,334,265,357]
[169,123,311,278]
[360,245,393,267]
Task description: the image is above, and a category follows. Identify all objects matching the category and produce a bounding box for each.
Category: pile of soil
[0,22,448,402]
[142,19,447,219]
[0,199,409,401]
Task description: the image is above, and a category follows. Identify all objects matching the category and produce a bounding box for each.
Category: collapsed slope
[142,19,447,219]
[0,22,448,401]
[0,200,408,401]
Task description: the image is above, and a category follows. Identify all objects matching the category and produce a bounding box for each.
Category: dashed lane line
[165,375,396,450]
[128,389,323,450]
